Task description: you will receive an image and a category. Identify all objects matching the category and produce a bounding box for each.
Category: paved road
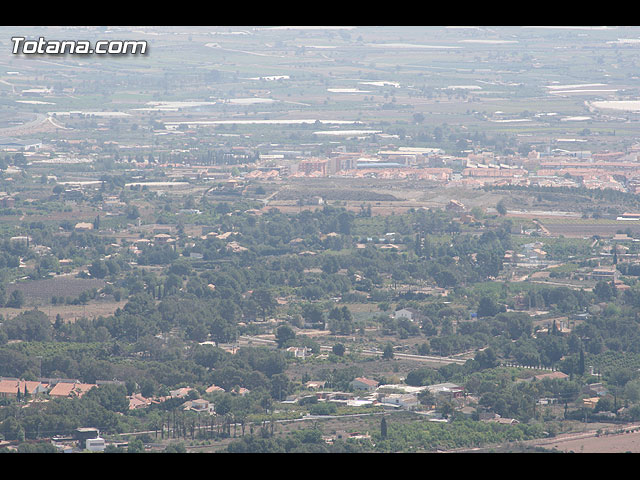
[0,113,49,136]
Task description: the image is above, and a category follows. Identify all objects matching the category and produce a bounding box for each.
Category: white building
[393,308,422,322]
[286,346,311,359]
[86,437,106,452]
[380,393,419,410]
[426,383,465,401]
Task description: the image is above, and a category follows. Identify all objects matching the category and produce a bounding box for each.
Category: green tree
[578,348,585,376]
[477,296,501,318]
[418,389,436,407]
[164,442,186,453]
[275,324,296,348]
[84,383,129,413]
[6,290,25,308]
[88,260,109,279]
[104,444,125,453]
[127,437,144,453]
[332,343,346,356]
[126,205,140,220]
[302,303,325,329]
[252,288,276,321]
[474,348,499,369]
[594,281,615,302]
[418,343,430,355]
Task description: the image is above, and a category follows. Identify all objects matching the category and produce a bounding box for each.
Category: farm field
[539,220,640,238]
[0,299,127,323]
[531,425,640,453]
[6,276,106,304]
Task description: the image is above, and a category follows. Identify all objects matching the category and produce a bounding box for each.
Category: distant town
[4,26,640,454]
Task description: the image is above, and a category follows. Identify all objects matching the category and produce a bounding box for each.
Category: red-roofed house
[48,381,97,398]
[231,386,250,396]
[169,387,194,399]
[128,393,152,410]
[350,377,379,392]
[206,384,225,394]
[0,379,48,398]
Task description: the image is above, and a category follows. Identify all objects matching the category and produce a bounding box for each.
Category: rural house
[286,346,311,359]
[206,384,225,394]
[0,379,48,398]
[128,393,152,410]
[305,380,326,390]
[582,383,608,397]
[379,393,419,410]
[169,387,195,398]
[426,383,465,401]
[350,377,379,392]
[48,381,97,398]
[393,307,423,323]
[183,398,214,413]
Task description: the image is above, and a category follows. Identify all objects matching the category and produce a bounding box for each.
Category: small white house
[183,398,215,414]
[86,437,106,452]
[394,308,422,322]
[286,346,310,359]
[380,393,419,410]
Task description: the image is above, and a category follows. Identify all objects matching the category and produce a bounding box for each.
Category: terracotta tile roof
[169,387,194,398]
[128,394,152,409]
[353,377,379,387]
[49,382,97,398]
[0,379,46,396]
[232,386,250,396]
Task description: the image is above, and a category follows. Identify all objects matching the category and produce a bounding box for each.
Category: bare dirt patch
[0,299,127,323]
[542,430,640,453]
